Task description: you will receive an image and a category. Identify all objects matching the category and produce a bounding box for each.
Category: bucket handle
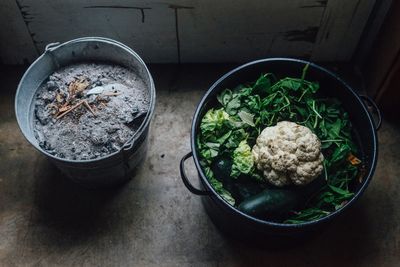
[121,140,135,176]
[360,95,382,131]
[44,42,62,69]
[45,42,61,52]
[180,152,210,196]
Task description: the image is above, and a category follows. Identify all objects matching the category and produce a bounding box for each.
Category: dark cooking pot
[180,58,381,245]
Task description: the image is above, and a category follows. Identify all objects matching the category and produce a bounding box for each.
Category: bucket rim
[15,36,156,164]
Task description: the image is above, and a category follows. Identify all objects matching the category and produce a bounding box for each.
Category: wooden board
[177,0,325,62]
[0,0,376,64]
[0,0,38,64]
[312,0,376,61]
[364,0,400,97]
[15,0,177,63]
[355,0,393,65]
[363,0,400,115]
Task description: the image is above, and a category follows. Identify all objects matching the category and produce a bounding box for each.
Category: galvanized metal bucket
[15,37,156,187]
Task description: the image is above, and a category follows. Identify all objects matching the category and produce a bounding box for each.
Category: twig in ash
[56,100,97,120]
[58,105,71,113]
[56,100,84,120]
[83,100,96,116]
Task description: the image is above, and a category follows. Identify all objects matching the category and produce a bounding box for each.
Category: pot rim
[191,57,378,228]
[15,36,156,164]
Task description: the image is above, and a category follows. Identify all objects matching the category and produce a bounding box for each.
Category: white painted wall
[0,0,376,64]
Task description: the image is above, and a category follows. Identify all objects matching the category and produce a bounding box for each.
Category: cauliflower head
[252,121,324,187]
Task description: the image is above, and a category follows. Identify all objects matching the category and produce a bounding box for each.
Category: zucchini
[238,189,298,217]
[235,181,264,200]
[238,176,325,218]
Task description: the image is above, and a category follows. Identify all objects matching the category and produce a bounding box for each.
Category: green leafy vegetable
[238,110,255,127]
[231,140,254,178]
[204,166,235,205]
[200,108,230,136]
[196,64,361,224]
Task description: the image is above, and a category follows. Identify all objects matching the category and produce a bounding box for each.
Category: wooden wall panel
[177,0,324,62]
[0,0,38,64]
[363,0,400,115]
[312,0,376,61]
[0,0,376,64]
[16,0,177,63]
[364,0,400,96]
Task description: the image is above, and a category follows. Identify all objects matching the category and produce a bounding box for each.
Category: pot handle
[360,95,382,131]
[180,152,210,196]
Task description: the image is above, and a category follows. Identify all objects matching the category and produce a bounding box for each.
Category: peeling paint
[15,1,35,25]
[349,0,362,26]
[316,8,331,44]
[267,36,276,52]
[168,5,194,10]
[325,30,331,40]
[168,5,194,64]
[15,0,40,54]
[300,0,327,8]
[285,27,319,43]
[172,7,181,64]
[84,5,152,23]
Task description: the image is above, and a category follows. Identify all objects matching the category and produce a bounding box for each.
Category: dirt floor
[0,64,399,266]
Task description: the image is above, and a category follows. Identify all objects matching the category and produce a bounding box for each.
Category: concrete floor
[0,64,399,266]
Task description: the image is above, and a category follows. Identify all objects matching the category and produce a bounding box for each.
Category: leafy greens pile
[196,65,362,223]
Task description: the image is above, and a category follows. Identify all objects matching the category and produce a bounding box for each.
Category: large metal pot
[180,58,381,244]
[15,37,156,187]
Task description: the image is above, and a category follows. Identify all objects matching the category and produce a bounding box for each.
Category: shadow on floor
[218,200,380,266]
[30,157,128,244]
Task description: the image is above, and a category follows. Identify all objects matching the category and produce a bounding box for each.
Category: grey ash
[33,62,150,161]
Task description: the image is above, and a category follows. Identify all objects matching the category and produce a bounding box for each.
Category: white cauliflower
[252,121,324,187]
